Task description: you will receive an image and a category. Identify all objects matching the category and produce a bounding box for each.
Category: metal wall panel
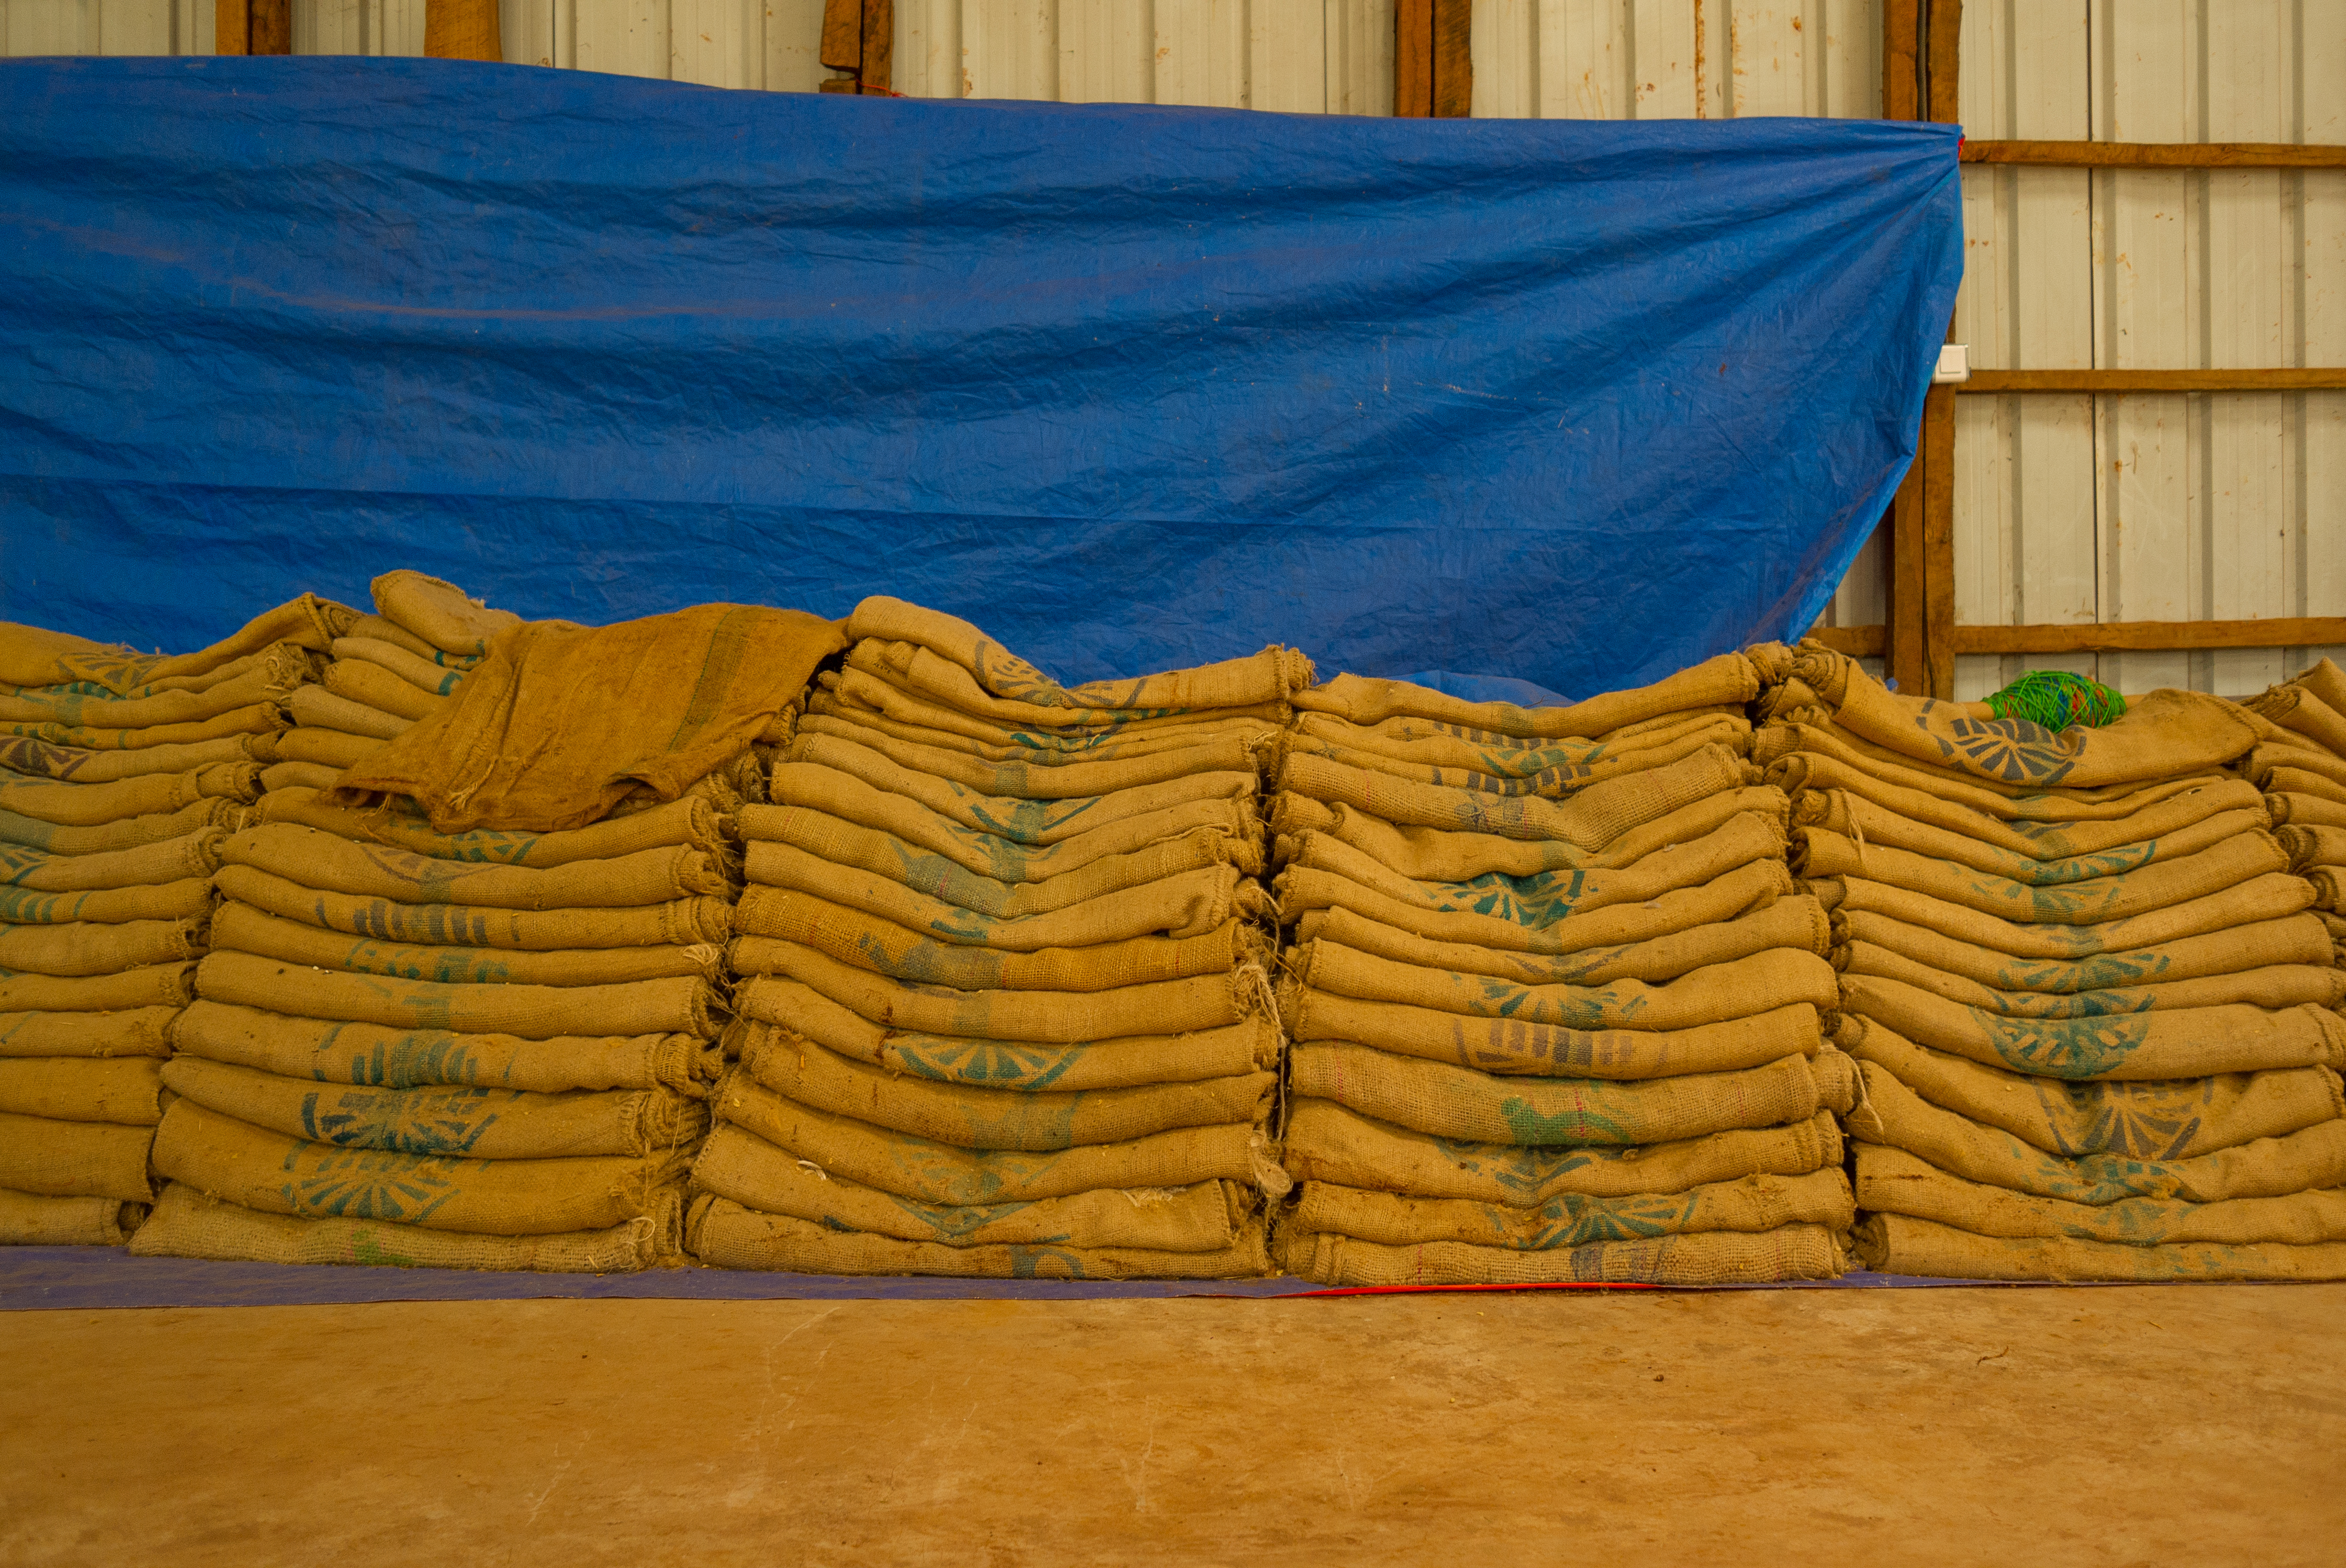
[3,0,210,53]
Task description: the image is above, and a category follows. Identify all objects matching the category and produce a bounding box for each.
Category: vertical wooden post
[215,0,248,53]
[1431,0,1472,117]
[425,0,501,61]
[1920,382,1957,698]
[1886,444,1926,693]
[820,0,862,91]
[860,0,893,94]
[217,0,290,53]
[1882,0,1920,120]
[1395,1,1433,117]
[1924,0,1963,125]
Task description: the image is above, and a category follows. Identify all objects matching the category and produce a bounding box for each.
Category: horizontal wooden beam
[1805,625,1885,658]
[1962,368,2346,394]
[1806,619,2346,657]
[1954,619,2346,654]
[1962,139,2346,169]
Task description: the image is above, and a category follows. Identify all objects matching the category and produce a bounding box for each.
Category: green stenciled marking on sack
[887,1038,1081,1090]
[1502,1189,1705,1251]
[2031,1076,2207,1161]
[1974,1011,2155,1079]
[0,885,71,922]
[878,1192,1051,1242]
[1007,1245,1090,1279]
[1431,867,1591,929]
[343,1027,482,1088]
[283,1145,464,1224]
[1432,1138,1614,1199]
[1498,1096,1632,1147]
[2002,949,2174,995]
[955,791,1102,845]
[1989,840,2160,887]
[300,1084,503,1156]
[1910,704,2082,786]
[343,1227,423,1267]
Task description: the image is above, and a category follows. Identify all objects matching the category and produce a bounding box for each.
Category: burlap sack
[2280,824,2346,876]
[1295,940,1839,1031]
[0,735,254,787]
[324,657,445,724]
[791,720,1261,803]
[1799,829,2288,924]
[1293,1166,1853,1250]
[734,947,1253,1044]
[714,1077,1260,1203]
[0,660,303,730]
[173,1000,719,1096]
[730,895,1259,993]
[2268,793,2346,830]
[221,823,728,911]
[732,1029,1272,1152]
[161,1056,706,1160]
[841,641,1292,736]
[1836,907,2333,995]
[1276,858,1792,958]
[817,664,1270,749]
[0,917,206,977]
[1288,1042,1853,1145]
[143,595,356,685]
[740,850,1256,951]
[0,1057,164,1123]
[0,877,214,927]
[845,596,1310,716]
[1823,871,2316,961]
[745,822,1254,931]
[1755,720,2225,818]
[0,619,154,692]
[0,962,196,1013]
[213,903,721,987]
[787,735,1259,847]
[798,706,1273,775]
[1795,648,2258,785]
[1289,652,1762,740]
[1291,708,1749,781]
[288,684,407,743]
[332,635,472,696]
[1844,939,2344,1017]
[2248,745,2346,793]
[259,761,342,793]
[1853,1210,2346,1281]
[1285,716,1750,798]
[0,1110,154,1199]
[1,596,347,696]
[1840,971,2344,1079]
[690,1192,1271,1277]
[197,950,723,1040]
[1279,743,1750,848]
[1,797,250,856]
[1296,898,1825,989]
[692,1130,1250,1251]
[0,706,294,753]
[1280,787,1788,884]
[277,727,387,770]
[1800,791,2265,888]
[1281,985,1824,1081]
[1280,812,1782,931]
[1857,1143,2346,1247]
[215,864,730,951]
[2291,657,2346,720]
[1768,752,2263,860]
[1845,1060,2346,1202]
[1280,1220,1844,1286]
[752,772,1263,885]
[1840,1016,2343,1160]
[0,1189,144,1246]
[1282,1098,1841,1203]
[0,833,224,900]
[2254,682,2346,758]
[154,1100,690,1234]
[129,1181,663,1271]
[345,614,478,668]
[370,570,522,659]
[0,1006,177,1059]
[262,787,731,869]
[742,973,1276,1090]
[0,762,256,830]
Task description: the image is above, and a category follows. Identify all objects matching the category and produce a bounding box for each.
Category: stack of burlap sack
[1763,647,2346,1280]
[694,597,1306,1279]
[0,597,351,1245]
[1265,652,1860,1287]
[260,570,488,793]
[130,581,800,1273]
[2241,658,2346,958]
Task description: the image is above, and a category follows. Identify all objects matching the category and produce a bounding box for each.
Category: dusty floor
[1,1284,2340,1566]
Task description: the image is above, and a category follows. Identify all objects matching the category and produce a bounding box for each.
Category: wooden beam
[1394,0,1432,117]
[1953,619,2346,655]
[1919,383,1956,699]
[1882,0,1919,120]
[1923,0,1960,124]
[1806,625,1886,658]
[424,0,500,60]
[250,0,290,53]
[859,0,893,93]
[1963,368,2346,394]
[1431,0,1472,117]
[1885,439,1926,695]
[1962,139,2346,169]
[214,0,248,54]
[820,0,862,72]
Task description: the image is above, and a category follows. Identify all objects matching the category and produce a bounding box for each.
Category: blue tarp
[0,57,1960,698]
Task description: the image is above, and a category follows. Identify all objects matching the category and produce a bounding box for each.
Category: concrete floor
[2,1285,2341,1566]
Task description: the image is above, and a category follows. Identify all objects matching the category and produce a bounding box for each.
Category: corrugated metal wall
[10,0,2336,698]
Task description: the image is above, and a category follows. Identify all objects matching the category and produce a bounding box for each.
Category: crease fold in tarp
[0,57,1963,697]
